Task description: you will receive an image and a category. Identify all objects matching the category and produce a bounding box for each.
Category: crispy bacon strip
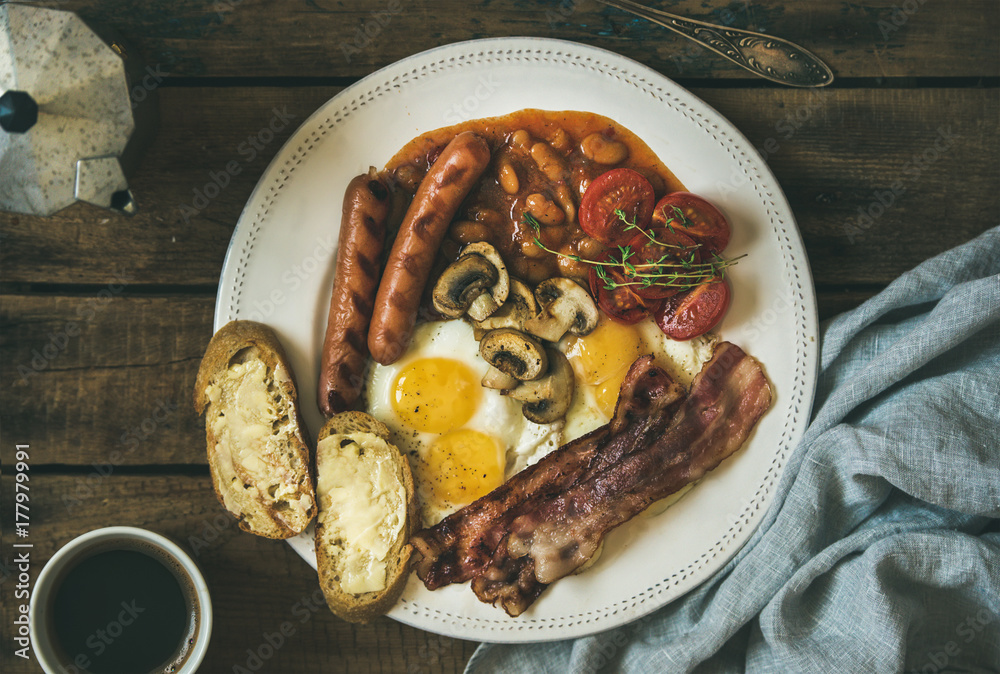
[472,545,544,617]
[412,342,772,617]
[469,342,771,615]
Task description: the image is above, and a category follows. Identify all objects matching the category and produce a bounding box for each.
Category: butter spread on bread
[315,411,416,623]
[316,433,405,593]
[194,320,316,539]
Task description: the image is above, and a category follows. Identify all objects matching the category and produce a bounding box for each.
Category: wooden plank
[1,295,213,467]
[816,287,885,321]
[53,0,1000,80]
[0,285,925,467]
[0,474,478,674]
[1,86,995,287]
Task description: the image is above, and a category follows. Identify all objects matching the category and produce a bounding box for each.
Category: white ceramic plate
[216,37,818,643]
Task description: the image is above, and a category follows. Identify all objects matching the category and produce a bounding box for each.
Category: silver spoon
[595,0,834,87]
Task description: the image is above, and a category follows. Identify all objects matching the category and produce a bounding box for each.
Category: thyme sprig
[523,211,743,293]
[613,208,691,247]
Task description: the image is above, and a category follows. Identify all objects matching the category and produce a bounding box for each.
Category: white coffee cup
[29,526,212,674]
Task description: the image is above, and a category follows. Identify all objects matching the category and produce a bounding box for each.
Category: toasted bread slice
[194,320,316,539]
[315,411,416,623]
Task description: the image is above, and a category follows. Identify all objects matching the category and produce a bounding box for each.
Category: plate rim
[215,36,819,643]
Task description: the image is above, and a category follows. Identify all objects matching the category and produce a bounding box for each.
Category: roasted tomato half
[623,228,705,301]
[587,247,655,324]
[655,279,731,340]
[579,168,655,246]
[651,192,731,253]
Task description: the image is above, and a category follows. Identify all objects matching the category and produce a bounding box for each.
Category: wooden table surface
[2,1,997,672]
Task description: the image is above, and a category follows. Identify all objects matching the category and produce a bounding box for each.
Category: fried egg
[553,314,715,527]
[560,314,716,444]
[366,320,561,526]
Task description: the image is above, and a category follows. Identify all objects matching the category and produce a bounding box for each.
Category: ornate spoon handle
[596,0,834,87]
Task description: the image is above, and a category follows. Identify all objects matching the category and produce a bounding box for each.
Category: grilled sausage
[368,131,491,364]
[318,169,391,416]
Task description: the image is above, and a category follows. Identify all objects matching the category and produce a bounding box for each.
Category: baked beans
[385,109,684,283]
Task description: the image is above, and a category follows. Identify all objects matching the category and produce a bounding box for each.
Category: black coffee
[49,543,199,674]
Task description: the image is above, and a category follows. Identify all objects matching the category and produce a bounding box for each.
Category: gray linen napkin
[465,226,1000,673]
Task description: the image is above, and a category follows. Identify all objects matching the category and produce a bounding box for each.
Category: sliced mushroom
[472,278,538,340]
[505,347,574,424]
[479,328,548,382]
[432,253,499,318]
[523,277,599,343]
[482,366,519,391]
[462,242,509,322]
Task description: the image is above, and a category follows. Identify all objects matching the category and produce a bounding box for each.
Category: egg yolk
[594,365,632,419]
[566,317,648,422]
[426,429,504,506]
[391,358,481,434]
[565,316,642,385]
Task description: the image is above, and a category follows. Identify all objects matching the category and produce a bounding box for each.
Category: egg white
[559,317,716,445]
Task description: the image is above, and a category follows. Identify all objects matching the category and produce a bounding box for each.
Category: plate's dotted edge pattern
[225,45,809,631]
[223,87,391,321]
